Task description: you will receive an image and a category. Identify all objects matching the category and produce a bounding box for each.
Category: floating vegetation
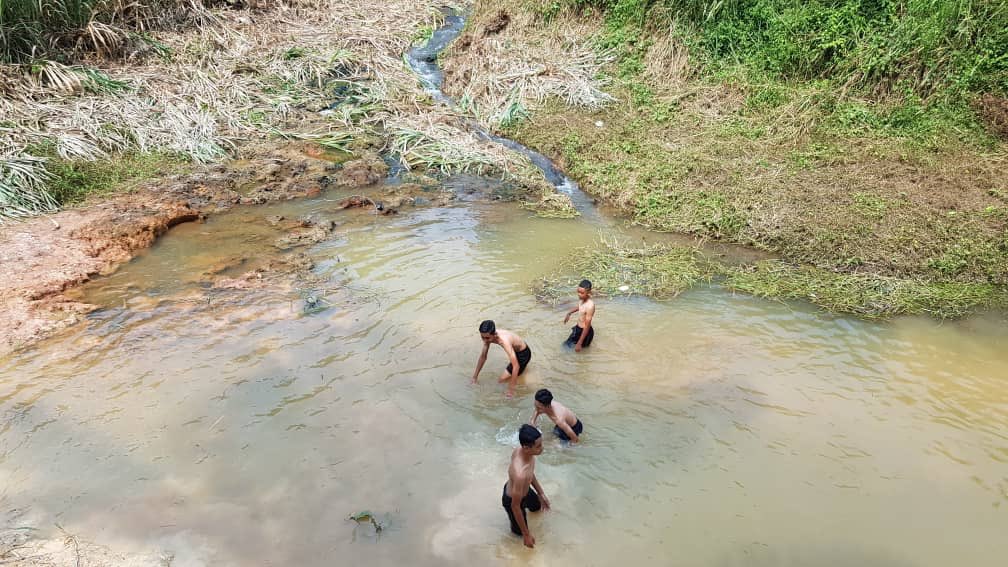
[722,260,1008,319]
[523,191,578,218]
[535,235,712,302]
[348,510,384,533]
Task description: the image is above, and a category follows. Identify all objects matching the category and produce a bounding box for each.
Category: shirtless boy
[530,388,583,443]
[502,424,550,547]
[472,320,532,397]
[563,279,595,351]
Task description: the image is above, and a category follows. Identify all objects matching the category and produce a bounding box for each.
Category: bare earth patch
[0,143,383,354]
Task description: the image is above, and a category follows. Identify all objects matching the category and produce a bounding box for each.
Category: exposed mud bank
[0,143,395,355]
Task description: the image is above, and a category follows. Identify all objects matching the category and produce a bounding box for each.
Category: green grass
[554,0,1008,101]
[538,242,1007,319]
[512,88,1008,287]
[536,239,712,302]
[43,151,187,206]
[721,260,1008,319]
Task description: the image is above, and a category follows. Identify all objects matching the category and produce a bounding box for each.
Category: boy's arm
[530,473,550,510]
[510,479,535,547]
[471,342,490,382]
[503,342,520,384]
[529,408,541,425]
[563,304,579,323]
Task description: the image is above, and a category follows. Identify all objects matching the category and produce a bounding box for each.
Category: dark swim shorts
[505,345,532,375]
[564,325,594,348]
[553,418,584,441]
[502,482,542,535]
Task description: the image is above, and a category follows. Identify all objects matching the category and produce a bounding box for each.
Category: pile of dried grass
[1,0,554,220]
[442,1,614,129]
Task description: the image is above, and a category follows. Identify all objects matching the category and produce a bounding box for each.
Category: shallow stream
[1,179,1007,566]
[2,9,1007,566]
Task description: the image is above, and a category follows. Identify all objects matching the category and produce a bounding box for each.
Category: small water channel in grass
[1,176,1006,566]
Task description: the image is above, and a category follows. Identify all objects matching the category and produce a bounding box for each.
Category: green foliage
[412,24,435,45]
[43,151,185,206]
[552,0,1007,102]
[722,260,1007,319]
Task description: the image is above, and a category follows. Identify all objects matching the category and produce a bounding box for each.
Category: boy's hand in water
[470,376,478,384]
[574,344,582,352]
[541,495,551,511]
[523,533,535,548]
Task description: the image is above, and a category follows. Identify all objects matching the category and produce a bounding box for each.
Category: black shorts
[553,419,584,441]
[502,482,542,535]
[505,345,532,375]
[565,325,594,348]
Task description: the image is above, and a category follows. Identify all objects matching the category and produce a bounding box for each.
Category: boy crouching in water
[530,388,583,443]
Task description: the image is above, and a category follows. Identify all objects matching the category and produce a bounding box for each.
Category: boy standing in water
[530,388,583,443]
[472,320,532,397]
[503,424,550,547]
[563,279,595,351]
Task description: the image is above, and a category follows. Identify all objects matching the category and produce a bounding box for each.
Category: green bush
[548,0,1008,101]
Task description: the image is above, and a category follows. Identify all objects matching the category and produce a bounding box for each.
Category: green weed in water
[348,510,383,533]
[721,260,1007,319]
[536,238,712,302]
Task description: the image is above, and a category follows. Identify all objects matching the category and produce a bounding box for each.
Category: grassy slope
[457,1,1008,317]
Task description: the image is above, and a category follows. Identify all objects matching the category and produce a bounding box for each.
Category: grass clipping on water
[535,237,711,302]
[523,191,578,218]
[723,260,1008,319]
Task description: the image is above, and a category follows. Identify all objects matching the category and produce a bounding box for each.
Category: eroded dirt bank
[0,143,396,354]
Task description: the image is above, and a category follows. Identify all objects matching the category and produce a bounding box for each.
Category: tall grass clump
[0,0,215,63]
[0,154,57,220]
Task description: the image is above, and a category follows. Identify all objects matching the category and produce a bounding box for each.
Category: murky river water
[2,181,1007,566]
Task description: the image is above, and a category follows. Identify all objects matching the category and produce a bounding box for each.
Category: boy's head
[577,279,593,300]
[518,424,543,454]
[534,388,553,411]
[479,319,496,342]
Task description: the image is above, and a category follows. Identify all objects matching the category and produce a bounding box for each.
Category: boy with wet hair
[472,319,532,397]
[530,388,583,443]
[502,424,550,547]
[563,279,595,351]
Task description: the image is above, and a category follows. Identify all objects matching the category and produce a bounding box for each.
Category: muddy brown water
[1,179,1007,566]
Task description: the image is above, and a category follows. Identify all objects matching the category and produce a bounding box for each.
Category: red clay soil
[0,145,389,355]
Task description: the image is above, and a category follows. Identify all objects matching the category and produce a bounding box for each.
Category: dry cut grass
[441,1,615,129]
[1,0,553,220]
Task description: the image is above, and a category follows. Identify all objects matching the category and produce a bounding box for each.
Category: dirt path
[0,144,390,355]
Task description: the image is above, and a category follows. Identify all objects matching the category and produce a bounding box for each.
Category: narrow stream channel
[0,10,1006,567]
[406,9,598,217]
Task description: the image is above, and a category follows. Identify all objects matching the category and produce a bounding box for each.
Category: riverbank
[442,1,1008,317]
[0,1,571,354]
